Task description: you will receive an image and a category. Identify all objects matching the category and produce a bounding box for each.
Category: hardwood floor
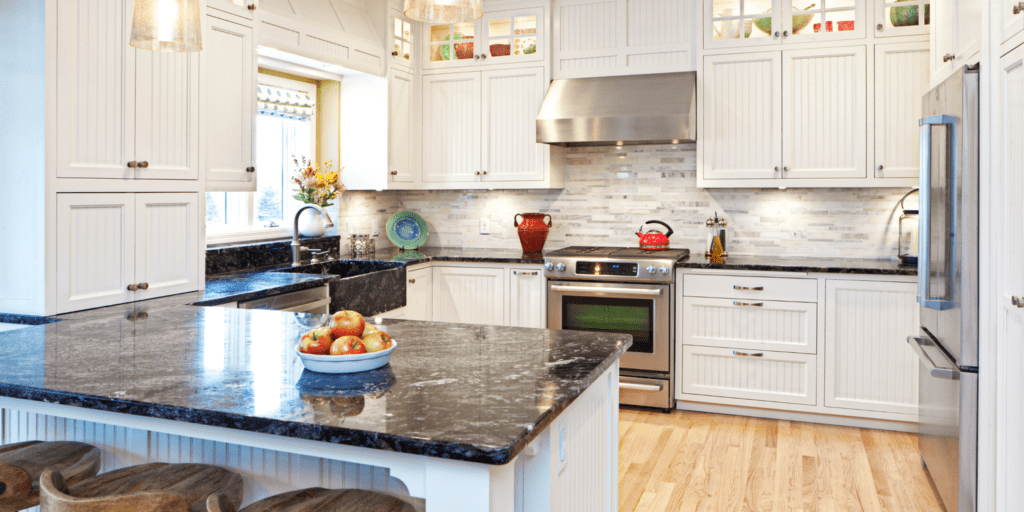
[618,409,946,512]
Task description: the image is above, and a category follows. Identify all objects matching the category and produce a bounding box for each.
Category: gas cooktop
[543,247,690,282]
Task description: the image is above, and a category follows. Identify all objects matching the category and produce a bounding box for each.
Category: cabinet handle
[137,161,149,169]
[246,166,255,173]
[248,3,256,10]
[514,270,539,276]
[127,284,138,292]
[392,51,399,57]
[474,54,480,60]
[774,31,780,38]
[876,23,883,30]
[877,164,884,171]
[1013,296,1024,308]
[783,30,789,37]
[783,166,789,173]
[391,170,398,176]
[733,285,764,291]
[943,54,955,62]
[733,351,764,357]
[733,301,764,307]
[1015,2,1023,14]
[139,282,149,290]
[409,278,416,284]
[127,161,137,168]
[480,54,487,59]
[774,166,780,172]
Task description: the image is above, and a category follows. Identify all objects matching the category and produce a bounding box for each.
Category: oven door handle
[549,285,663,296]
[619,382,664,392]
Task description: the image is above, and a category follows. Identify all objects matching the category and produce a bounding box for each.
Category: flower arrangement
[291,156,343,208]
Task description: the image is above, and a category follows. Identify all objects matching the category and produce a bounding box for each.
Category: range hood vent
[536,71,696,147]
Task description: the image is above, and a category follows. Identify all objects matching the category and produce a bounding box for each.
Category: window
[206,74,318,243]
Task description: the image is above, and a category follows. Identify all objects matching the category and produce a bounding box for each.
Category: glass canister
[898,189,919,265]
[705,213,728,258]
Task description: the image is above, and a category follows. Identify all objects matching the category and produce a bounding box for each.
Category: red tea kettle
[636,220,674,251]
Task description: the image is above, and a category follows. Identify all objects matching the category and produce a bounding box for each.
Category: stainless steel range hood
[536,71,696,147]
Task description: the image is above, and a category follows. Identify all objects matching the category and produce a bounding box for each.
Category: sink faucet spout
[292,204,335,267]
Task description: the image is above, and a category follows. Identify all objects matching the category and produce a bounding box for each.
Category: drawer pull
[619,382,664,392]
[513,270,538,276]
[732,301,764,307]
[409,279,416,284]
[733,285,764,291]
[732,351,764,357]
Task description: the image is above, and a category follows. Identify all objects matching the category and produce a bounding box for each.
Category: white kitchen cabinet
[56,193,200,313]
[824,279,920,415]
[390,9,415,72]
[1002,0,1024,48]
[874,42,930,178]
[432,266,506,326]
[509,267,546,328]
[55,0,199,181]
[389,69,417,184]
[701,52,782,180]
[930,0,980,87]
[682,297,817,354]
[422,73,483,183]
[681,345,817,406]
[782,46,867,179]
[422,6,545,70]
[209,0,256,20]
[552,0,694,79]
[405,266,433,321]
[704,0,865,50]
[204,14,257,190]
[874,0,931,37]
[481,67,547,182]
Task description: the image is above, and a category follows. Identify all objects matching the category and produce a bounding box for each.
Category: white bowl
[296,341,397,374]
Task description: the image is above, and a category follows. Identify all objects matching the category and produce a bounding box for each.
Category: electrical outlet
[371,219,379,236]
[480,218,490,234]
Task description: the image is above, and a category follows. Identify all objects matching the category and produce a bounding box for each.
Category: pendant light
[404,0,483,24]
[130,0,202,52]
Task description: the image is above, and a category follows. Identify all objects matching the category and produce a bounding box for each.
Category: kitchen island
[0,299,629,511]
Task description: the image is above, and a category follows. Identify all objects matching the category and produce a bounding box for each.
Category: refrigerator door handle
[918,115,958,311]
[907,336,961,380]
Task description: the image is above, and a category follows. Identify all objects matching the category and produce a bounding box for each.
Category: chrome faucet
[292,204,335,267]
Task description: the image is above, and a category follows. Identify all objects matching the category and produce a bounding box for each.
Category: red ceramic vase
[514,213,552,253]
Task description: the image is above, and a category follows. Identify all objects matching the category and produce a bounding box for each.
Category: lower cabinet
[508,267,546,328]
[681,345,817,406]
[56,193,200,313]
[823,279,921,415]
[431,266,507,326]
[682,297,817,354]
[404,266,432,321]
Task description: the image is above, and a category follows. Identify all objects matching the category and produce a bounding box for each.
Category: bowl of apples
[296,310,397,374]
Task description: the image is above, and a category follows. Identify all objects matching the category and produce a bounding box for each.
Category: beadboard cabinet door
[134,193,200,300]
[56,194,136,313]
[204,14,256,189]
[134,47,201,180]
[56,0,136,180]
[432,266,506,326]
[508,267,545,328]
[874,42,930,179]
[481,67,546,182]
[681,345,817,406]
[422,73,483,183]
[702,52,782,180]
[389,69,416,183]
[405,266,433,321]
[781,46,867,180]
[824,279,920,415]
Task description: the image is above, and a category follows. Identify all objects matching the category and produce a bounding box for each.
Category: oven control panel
[575,261,638,277]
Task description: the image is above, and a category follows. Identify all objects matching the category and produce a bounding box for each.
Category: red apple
[330,336,367,355]
[329,311,365,338]
[362,331,392,353]
[299,327,333,355]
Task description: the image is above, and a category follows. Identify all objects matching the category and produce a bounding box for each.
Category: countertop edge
[192,274,341,307]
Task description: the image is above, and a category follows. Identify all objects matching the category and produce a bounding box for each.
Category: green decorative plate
[387,211,428,250]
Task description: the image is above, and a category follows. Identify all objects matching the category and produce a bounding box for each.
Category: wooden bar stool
[39,462,243,512]
[0,440,101,512]
[206,488,416,512]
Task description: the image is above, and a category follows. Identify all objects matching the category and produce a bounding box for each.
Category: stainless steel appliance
[545,247,689,411]
[907,64,979,512]
[238,285,332,315]
[536,72,696,146]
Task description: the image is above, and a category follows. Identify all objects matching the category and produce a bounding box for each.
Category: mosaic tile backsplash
[334,145,917,260]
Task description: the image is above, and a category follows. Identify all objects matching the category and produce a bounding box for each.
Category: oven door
[548,280,671,373]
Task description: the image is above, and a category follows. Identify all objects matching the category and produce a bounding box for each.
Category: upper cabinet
[56,0,199,181]
[705,0,865,50]
[204,13,257,191]
[423,7,545,70]
[874,0,930,37]
[209,0,257,20]
[1002,0,1024,49]
[874,42,930,178]
[930,0,979,87]
[391,10,416,71]
[553,0,694,79]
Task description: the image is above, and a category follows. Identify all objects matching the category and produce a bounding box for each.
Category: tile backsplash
[336,145,916,260]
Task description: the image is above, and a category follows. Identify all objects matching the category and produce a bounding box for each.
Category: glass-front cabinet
[705,0,864,48]
[391,11,414,70]
[875,0,930,37]
[423,7,544,69]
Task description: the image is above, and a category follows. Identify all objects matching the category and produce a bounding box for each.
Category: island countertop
[0,302,631,465]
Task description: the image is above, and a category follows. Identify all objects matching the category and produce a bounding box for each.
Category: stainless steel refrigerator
[907,65,979,512]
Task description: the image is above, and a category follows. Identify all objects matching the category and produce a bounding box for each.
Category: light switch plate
[371,219,379,236]
[557,420,568,474]
[480,218,490,234]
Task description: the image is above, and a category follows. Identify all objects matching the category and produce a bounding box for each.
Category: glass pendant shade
[404,0,483,23]
[130,0,202,52]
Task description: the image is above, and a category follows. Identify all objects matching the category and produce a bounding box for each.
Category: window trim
[206,73,318,245]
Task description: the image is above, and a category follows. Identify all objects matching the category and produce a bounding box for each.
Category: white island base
[0,364,618,512]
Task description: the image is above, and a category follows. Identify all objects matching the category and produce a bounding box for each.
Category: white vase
[298,208,328,237]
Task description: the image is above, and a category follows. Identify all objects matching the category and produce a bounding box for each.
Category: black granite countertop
[192,272,341,306]
[333,247,548,266]
[0,304,630,465]
[676,253,917,276]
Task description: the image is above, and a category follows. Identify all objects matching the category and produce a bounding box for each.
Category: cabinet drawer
[680,346,816,406]
[683,274,817,302]
[682,297,817,354]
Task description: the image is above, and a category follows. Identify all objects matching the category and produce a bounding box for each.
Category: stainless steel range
[544,246,689,411]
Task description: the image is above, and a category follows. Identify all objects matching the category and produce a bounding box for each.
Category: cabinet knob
[774,166,780,172]
[482,171,488,175]
[774,31,780,38]
[392,51,399,57]
[783,30,789,37]
[248,4,256,10]
[1015,2,1022,14]
[876,23,883,31]
[127,284,138,292]
[246,166,255,173]
[474,54,480,60]
[391,170,398,176]
[137,161,149,169]
[943,54,955,62]
[1013,296,1023,307]
[783,166,789,173]
[127,161,137,168]
[480,54,487,59]
[475,171,481,175]
[409,278,416,284]
[139,282,149,290]
[877,164,884,171]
